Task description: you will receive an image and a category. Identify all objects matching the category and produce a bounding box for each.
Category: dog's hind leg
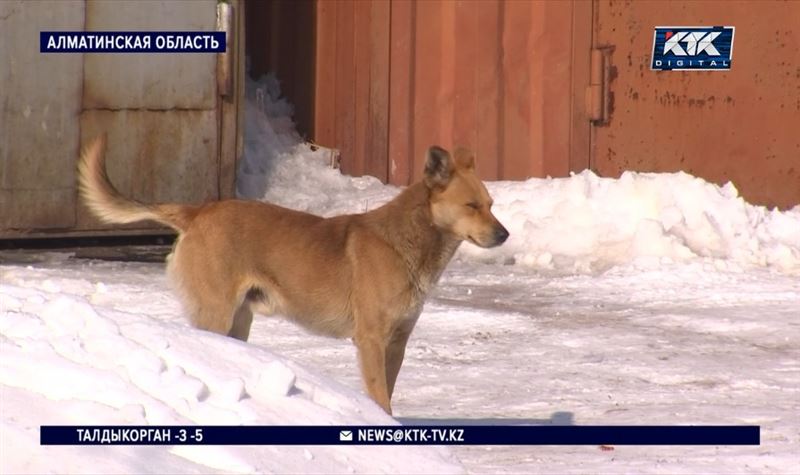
[168,246,240,337]
[181,286,252,340]
[178,289,239,336]
[228,304,254,341]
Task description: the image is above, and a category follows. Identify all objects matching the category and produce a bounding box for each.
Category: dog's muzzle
[491,225,509,247]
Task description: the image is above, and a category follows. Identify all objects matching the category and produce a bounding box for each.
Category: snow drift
[0,262,463,474]
[471,171,800,274]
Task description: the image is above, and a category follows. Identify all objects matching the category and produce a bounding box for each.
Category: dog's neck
[367,183,462,295]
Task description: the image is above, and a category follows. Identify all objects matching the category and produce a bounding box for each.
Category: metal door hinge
[217,2,234,99]
[586,46,614,125]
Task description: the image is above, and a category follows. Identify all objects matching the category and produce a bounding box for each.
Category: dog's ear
[453,147,475,170]
[424,146,454,189]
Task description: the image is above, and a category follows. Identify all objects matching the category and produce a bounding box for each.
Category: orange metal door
[592,0,800,209]
[314,0,592,186]
[386,0,585,184]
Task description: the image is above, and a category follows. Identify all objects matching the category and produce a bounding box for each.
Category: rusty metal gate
[312,0,799,209]
[591,0,800,209]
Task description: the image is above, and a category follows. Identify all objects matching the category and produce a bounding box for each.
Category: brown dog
[78,136,508,414]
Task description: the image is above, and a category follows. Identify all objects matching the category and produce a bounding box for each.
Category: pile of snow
[237,74,395,214]
[470,172,800,274]
[0,262,462,474]
[239,75,800,275]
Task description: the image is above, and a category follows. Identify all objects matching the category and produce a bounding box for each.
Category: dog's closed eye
[465,202,480,210]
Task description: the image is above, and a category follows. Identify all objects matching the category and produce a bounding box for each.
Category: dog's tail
[77,135,199,233]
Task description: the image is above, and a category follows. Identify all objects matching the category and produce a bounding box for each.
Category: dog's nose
[494,226,509,245]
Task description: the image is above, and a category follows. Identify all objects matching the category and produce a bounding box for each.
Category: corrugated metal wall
[315,0,390,182]
[314,0,588,185]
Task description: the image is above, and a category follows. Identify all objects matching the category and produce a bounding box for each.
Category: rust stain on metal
[593,0,800,208]
[1,1,84,232]
[313,0,797,208]
[77,110,219,230]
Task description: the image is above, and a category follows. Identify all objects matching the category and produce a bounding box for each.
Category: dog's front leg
[385,326,413,400]
[354,332,392,414]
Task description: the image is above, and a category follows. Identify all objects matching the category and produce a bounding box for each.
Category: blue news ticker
[40,31,226,53]
[40,425,760,446]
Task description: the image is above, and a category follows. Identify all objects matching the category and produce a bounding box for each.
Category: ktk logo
[663,31,721,56]
[651,26,734,71]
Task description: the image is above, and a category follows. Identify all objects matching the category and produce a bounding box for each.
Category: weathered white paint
[0,0,84,230]
[83,0,217,110]
[77,110,218,230]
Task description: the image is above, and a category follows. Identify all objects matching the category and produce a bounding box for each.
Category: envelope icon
[339,430,353,441]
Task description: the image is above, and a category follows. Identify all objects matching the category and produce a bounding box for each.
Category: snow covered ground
[1,256,461,474]
[2,248,799,473]
[2,75,799,473]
